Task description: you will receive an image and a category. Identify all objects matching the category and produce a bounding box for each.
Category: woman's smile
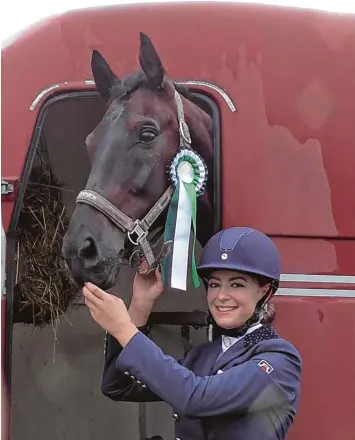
[214,305,239,314]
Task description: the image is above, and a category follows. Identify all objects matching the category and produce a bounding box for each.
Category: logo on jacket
[257,360,274,374]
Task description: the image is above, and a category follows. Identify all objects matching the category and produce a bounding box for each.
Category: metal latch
[1,181,14,195]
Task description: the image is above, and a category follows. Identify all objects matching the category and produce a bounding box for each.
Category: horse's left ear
[139,32,164,88]
[91,50,121,101]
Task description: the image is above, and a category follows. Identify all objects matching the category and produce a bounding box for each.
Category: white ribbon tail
[170,179,192,290]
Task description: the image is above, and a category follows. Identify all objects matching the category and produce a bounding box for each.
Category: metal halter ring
[128,248,143,268]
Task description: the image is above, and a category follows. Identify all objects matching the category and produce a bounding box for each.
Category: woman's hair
[249,274,277,324]
[251,274,271,288]
[261,302,276,324]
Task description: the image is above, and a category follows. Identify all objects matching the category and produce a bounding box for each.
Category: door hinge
[1,181,14,195]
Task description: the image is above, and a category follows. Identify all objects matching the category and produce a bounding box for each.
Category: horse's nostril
[79,238,98,261]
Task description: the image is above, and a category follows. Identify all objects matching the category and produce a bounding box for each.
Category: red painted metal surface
[1,3,355,440]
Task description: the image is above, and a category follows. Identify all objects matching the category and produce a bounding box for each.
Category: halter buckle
[127,220,147,246]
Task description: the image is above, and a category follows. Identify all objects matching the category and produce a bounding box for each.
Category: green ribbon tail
[184,182,200,288]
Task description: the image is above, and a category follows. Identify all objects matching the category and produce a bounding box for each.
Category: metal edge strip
[277,288,355,297]
[280,274,355,284]
[175,80,236,112]
[30,83,62,110]
[30,79,237,112]
[85,79,237,112]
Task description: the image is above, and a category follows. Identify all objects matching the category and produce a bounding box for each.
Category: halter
[76,90,191,272]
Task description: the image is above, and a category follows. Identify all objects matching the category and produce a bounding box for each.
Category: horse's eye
[139,128,157,144]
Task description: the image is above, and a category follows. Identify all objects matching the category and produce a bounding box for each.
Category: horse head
[62,33,214,289]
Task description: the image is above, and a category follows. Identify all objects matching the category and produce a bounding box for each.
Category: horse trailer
[2,2,355,439]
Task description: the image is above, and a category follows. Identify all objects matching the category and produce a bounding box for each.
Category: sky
[1,0,355,45]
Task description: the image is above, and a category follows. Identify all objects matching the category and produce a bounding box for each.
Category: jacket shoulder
[250,337,303,384]
[258,337,302,361]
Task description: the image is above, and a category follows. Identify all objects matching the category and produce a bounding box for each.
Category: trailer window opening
[9,89,222,326]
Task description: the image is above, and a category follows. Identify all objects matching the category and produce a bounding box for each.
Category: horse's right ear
[91,50,120,101]
[139,32,164,89]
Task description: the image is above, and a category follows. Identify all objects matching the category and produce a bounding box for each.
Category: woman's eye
[231,283,244,288]
[139,128,157,143]
[208,282,219,289]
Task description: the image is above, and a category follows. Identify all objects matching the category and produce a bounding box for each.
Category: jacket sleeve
[116,331,302,418]
[101,328,162,402]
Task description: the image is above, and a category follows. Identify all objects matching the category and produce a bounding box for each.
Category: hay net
[14,136,78,327]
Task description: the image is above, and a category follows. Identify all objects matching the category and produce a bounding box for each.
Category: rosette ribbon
[163,148,208,291]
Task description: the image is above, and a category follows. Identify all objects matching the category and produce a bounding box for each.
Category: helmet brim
[197,262,279,284]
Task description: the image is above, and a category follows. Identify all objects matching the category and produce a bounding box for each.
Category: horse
[62,33,215,290]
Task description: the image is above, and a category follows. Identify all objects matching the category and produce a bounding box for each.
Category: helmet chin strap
[207,283,277,340]
[208,309,261,340]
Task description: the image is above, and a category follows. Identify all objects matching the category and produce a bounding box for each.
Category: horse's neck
[192,128,215,247]
[196,194,214,247]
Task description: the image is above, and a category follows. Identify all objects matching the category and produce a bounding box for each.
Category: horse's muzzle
[61,217,126,289]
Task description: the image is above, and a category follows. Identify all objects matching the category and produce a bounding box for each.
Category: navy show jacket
[102,324,302,440]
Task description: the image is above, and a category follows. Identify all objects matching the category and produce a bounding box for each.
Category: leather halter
[76,90,191,270]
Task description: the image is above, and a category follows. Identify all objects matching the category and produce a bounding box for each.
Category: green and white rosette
[163,148,208,291]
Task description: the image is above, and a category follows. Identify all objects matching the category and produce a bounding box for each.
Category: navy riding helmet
[197,227,281,336]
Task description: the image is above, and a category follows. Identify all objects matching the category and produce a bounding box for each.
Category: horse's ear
[91,50,120,101]
[139,32,164,88]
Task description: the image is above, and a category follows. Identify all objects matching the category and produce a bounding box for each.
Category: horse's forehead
[126,89,174,118]
[106,101,125,122]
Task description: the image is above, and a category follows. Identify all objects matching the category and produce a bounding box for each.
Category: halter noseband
[76,89,191,271]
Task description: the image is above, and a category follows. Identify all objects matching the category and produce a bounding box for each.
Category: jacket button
[124,371,130,376]
[173,413,180,422]
[136,380,141,384]
[130,375,136,381]
[142,384,147,388]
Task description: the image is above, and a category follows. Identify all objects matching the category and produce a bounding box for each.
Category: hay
[14,141,78,327]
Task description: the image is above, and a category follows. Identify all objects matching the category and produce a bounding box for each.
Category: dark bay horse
[62,33,215,290]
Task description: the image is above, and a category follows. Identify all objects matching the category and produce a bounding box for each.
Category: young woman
[83,226,302,440]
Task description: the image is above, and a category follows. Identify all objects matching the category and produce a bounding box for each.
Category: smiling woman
[84,226,302,440]
[205,270,271,330]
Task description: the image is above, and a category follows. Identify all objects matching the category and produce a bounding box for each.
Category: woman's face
[206,270,269,329]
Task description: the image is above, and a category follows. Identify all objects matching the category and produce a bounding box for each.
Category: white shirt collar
[221,323,263,352]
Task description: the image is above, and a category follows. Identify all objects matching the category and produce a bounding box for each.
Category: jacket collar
[242,324,279,348]
[213,325,280,373]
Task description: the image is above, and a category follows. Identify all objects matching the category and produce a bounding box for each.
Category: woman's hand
[132,267,165,305]
[83,282,138,346]
[129,267,165,327]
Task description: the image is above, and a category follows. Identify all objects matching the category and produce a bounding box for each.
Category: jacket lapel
[198,339,222,376]
[212,340,246,374]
